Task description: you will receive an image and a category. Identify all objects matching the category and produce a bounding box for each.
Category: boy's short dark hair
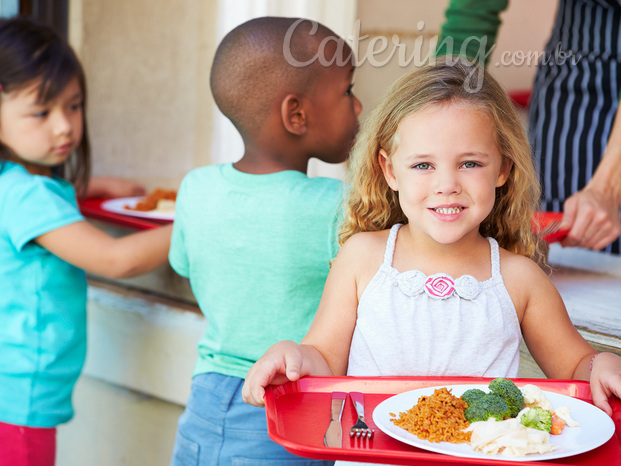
[210,17,349,137]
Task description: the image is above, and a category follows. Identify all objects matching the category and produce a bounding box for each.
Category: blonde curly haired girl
[244,57,621,428]
[340,55,546,265]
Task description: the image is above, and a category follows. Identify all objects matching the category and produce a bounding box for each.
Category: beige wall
[68,0,557,189]
[69,0,219,191]
[355,0,557,115]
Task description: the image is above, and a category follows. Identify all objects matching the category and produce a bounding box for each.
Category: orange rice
[390,387,472,443]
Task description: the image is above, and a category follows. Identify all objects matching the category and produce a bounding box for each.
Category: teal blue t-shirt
[169,163,343,379]
[0,161,87,427]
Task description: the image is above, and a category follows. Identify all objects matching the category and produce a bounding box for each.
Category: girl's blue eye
[414,162,430,170]
[463,161,479,168]
[33,110,49,118]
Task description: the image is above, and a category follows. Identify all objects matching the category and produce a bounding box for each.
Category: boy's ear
[281,94,307,136]
[378,149,398,191]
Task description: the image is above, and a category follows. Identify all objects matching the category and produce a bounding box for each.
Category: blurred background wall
[69,0,556,190]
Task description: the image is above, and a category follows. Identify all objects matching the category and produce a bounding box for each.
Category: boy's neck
[233,152,309,175]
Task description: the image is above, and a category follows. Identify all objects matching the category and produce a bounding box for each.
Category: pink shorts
[0,421,56,466]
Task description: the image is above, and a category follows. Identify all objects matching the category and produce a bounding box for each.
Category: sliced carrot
[551,414,565,435]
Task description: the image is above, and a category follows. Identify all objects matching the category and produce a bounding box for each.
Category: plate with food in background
[101,188,176,221]
[372,378,615,462]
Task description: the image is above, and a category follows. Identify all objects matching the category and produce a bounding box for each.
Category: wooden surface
[548,245,621,349]
[518,245,621,378]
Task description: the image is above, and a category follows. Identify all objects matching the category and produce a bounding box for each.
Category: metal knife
[323,391,346,448]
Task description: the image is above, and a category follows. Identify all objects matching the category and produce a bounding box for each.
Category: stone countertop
[86,219,196,305]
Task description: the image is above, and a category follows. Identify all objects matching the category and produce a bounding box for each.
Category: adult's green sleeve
[435,0,509,65]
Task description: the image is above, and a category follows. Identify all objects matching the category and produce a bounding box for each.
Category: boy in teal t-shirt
[168,17,362,465]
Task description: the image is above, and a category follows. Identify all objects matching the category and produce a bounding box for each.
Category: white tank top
[347,224,521,378]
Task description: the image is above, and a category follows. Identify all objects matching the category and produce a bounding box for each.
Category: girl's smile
[379,102,511,246]
[430,204,465,219]
[0,77,83,176]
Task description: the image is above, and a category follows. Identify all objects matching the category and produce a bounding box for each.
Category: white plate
[100,197,175,221]
[372,384,615,462]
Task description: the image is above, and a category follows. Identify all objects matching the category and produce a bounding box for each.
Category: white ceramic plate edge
[100,197,175,221]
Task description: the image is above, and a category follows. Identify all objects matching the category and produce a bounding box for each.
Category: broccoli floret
[464,393,511,422]
[462,388,487,407]
[489,377,524,418]
[520,407,552,432]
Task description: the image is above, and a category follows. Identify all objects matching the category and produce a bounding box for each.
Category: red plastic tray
[79,197,171,230]
[508,89,532,109]
[532,212,569,244]
[264,376,621,465]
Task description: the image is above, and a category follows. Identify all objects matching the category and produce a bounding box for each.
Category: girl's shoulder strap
[383,223,403,265]
[487,237,501,277]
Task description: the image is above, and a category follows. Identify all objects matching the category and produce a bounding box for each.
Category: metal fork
[349,392,374,439]
[538,218,562,237]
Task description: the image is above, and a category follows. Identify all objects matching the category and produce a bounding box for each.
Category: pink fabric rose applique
[394,270,483,300]
[424,274,456,299]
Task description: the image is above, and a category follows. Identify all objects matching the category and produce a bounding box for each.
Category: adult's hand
[560,184,621,250]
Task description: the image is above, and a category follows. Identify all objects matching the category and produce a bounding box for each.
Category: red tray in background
[508,89,532,109]
[532,211,569,243]
[264,376,621,465]
[79,197,171,230]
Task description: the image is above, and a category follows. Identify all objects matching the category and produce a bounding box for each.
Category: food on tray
[125,188,177,212]
[463,378,524,422]
[554,405,579,427]
[390,378,578,457]
[519,407,552,432]
[390,387,471,444]
[519,383,579,434]
[488,377,525,418]
[466,417,555,456]
[461,388,486,406]
[464,392,511,422]
[522,383,554,411]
